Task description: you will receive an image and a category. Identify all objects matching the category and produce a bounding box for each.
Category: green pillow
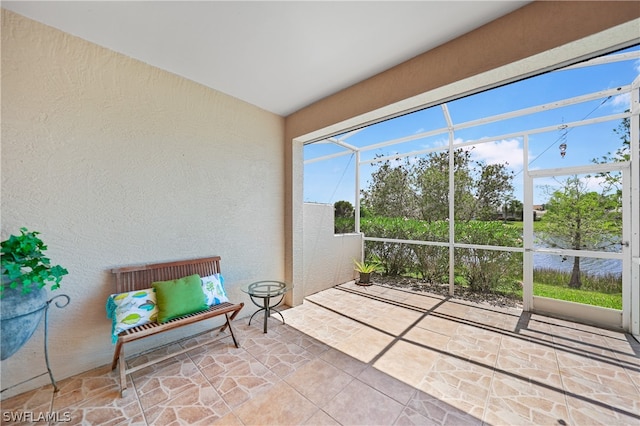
[152,274,208,323]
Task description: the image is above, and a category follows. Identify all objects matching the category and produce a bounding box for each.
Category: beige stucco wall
[303,203,362,296]
[1,10,284,397]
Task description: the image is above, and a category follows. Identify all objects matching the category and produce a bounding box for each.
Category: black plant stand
[0,294,71,394]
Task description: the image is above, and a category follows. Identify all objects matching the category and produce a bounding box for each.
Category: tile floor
[1,282,639,425]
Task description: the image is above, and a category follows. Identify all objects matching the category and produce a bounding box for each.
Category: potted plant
[1,227,68,360]
[353,258,379,286]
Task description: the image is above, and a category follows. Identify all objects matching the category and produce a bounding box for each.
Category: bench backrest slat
[111,256,222,293]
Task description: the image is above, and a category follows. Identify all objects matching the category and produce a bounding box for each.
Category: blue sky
[304,45,640,206]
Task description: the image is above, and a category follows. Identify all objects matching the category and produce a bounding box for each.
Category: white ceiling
[3,1,529,116]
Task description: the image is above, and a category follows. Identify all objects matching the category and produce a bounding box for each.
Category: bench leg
[112,342,127,398]
[223,313,240,348]
[111,341,123,371]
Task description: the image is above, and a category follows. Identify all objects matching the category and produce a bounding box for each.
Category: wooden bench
[110,256,244,397]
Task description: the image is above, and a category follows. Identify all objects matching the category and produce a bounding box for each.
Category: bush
[362,217,415,275]
[361,217,523,292]
[411,220,449,282]
[454,221,522,292]
[412,245,449,283]
[334,217,355,234]
[456,248,522,292]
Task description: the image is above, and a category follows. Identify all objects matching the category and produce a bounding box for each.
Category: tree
[505,199,523,221]
[334,200,354,218]
[334,200,355,234]
[361,157,416,218]
[414,151,453,222]
[363,148,514,222]
[592,110,634,191]
[610,112,631,162]
[538,176,621,288]
[473,161,514,221]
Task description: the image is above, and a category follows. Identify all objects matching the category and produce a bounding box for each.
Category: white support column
[355,149,361,234]
[522,134,534,311]
[442,104,456,296]
[622,168,631,330]
[630,75,640,337]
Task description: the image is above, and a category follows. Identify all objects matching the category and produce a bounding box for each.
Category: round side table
[241,281,292,333]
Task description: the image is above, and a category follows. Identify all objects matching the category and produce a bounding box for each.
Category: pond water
[533,253,622,277]
[533,233,622,277]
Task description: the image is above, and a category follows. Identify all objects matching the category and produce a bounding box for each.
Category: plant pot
[357,272,372,285]
[0,281,47,360]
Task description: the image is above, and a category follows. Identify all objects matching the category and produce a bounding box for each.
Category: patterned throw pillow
[201,273,229,306]
[106,288,158,343]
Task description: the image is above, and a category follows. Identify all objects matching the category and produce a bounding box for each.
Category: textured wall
[303,204,362,296]
[1,10,284,397]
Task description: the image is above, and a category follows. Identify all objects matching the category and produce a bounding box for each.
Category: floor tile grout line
[340,285,532,336]
[552,335,576,426]
[411,328,640,421]
[527,317,632,342]
[130,354,194,417]
[481,336,498,426]
[132,374,150,426]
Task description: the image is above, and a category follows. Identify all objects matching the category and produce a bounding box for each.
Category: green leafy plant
[1,228,68,296]
[353,258,379,274]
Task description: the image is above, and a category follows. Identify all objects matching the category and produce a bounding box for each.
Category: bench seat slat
[117,302,242,343]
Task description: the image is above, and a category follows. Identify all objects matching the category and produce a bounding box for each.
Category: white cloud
[535,174,617,198]
[634,58,640,74]
[583,174,618,194]
[423,137,526,170]
[429,137,453,148]
[610,92,631,112]
[469,139,524,169]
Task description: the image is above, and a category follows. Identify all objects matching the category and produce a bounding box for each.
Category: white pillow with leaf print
[201,273,229,306]
[106,288,158,343]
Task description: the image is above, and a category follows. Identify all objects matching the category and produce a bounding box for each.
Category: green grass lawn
[504,220,546,233]
[468,281,621,310]
[533,282,622,309]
